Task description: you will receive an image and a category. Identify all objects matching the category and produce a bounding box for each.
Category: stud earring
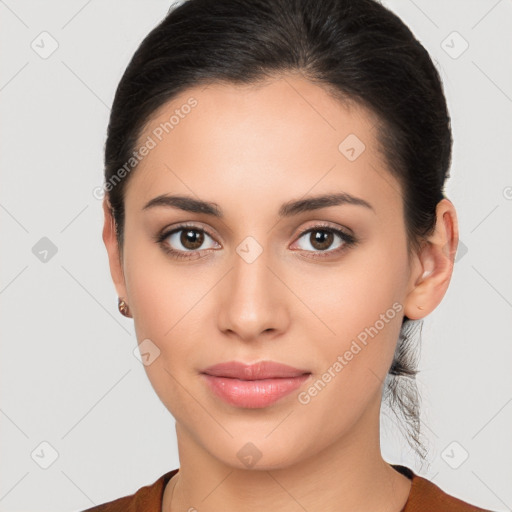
[118,297,132,318]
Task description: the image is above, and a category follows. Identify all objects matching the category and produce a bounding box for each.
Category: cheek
[300,238,408,338]
[294,267,406,442]
[122,223,181,334]
[302,236,409,387]
[124,251,200,420]
[122,230,207,377]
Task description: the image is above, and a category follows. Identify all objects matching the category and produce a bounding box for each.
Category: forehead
[125,75,401,216]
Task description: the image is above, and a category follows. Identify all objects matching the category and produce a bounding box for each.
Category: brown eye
[296,228,342,252]
[158,225,219,258]
[180,229,204,250]
[309,230,334,251]
[292,225,357,258]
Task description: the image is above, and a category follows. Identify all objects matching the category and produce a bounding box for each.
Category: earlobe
[102,198,127,300]
[403,199,459,320]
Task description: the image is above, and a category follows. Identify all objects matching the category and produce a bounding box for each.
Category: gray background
[1,1,511,511]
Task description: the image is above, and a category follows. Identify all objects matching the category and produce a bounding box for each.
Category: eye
[291,224,356,258]
[155,222,357,261]
[156,224,220,260]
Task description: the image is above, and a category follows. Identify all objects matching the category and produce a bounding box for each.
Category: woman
[85,0,494,510]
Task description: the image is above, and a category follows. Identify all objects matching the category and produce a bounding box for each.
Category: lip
[200,360,311,408]
[201,360,310,380]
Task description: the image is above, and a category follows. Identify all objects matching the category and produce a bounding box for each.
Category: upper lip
[201,360,311,380]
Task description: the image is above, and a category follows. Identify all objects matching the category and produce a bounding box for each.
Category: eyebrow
[142,192,375,217]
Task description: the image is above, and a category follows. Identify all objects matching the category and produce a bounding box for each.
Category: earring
[118,297,132,317]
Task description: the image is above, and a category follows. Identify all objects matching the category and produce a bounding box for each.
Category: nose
[217,243,290,343]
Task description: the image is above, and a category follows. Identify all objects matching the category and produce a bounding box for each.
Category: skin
[102,74,458,512]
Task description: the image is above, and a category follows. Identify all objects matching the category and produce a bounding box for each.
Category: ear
[403,198,459,320]
[102,197,128,300]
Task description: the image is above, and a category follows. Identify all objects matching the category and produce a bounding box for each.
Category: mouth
[201,360,311,379]
[200,360,312,408]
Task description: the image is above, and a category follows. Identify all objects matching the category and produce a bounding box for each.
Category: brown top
[81,465,494,512]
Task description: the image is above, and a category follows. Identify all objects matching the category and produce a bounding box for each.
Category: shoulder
[392,465,496,512]
[80,469,178,512]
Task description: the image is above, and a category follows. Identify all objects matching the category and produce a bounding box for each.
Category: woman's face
[111,75,423,469]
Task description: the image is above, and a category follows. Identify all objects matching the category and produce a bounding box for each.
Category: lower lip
[201,374,311,408]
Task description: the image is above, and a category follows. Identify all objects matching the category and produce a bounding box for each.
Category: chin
[203,433,311,472]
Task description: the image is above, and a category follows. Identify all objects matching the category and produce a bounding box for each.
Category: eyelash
[155,222,357,261]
